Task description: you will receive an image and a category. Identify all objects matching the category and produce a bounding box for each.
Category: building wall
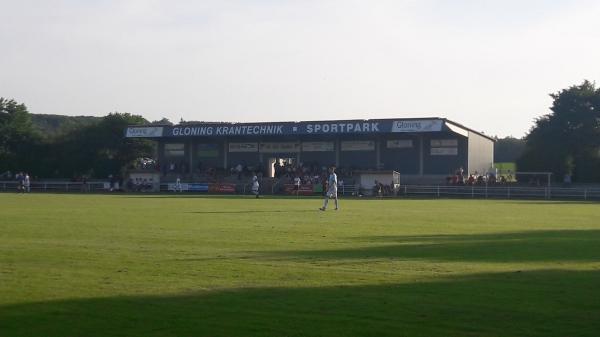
[192,140,224,171]
[300,151,336,167]
[160,141,189,172]
[422,133,468,175]
[467,131,494,175]
[337,135,377,169]
[379,135,420,174]
[156,131,488,176]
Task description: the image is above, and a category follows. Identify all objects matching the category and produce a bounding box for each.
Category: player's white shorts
[326,188,337,198]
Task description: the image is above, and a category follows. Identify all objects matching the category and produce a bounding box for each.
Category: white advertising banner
[302,141,335,152]
[341,141,375,151]
[229,143,258,152]
[259,142,301,153]
[391,120,443,133]
[431,139,458,147]
[126,127,164,138]
[386,139,413,149]
[431,147,458,156]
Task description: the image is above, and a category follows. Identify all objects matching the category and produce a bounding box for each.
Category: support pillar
[223,141,228,169]
[376,138,381,169]
[419,135,424,176]
[335,140,340,167]
[189,140,193,175]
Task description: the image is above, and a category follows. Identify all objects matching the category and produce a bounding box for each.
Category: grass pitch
[1,194,599,337]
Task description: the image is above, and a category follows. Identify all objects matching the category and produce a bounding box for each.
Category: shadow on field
[1,269,598,337]
[122,195,323,200]
[187,210,316,214]
[123,195,263,199]
[263,230,600,263]
[502,201,600,205]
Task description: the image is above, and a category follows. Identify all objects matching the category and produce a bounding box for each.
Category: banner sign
[431,147,458,156]
[229,142,258,152]
[341,141,375,151]
[187,183,209,192]
[386,139,413,149]
[431,139,458,147]
[259,142,301,153]
[125,118,450,138]
[284,184,315,195]
[302,141,335,152]
[391,120,443,133]
[209,183,236,193]
[168,183,235,193]
[126,127,164,138]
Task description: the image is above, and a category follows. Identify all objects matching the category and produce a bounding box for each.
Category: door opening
[268,157,296,178]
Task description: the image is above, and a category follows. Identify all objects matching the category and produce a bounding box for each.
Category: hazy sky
[1,0,599,137]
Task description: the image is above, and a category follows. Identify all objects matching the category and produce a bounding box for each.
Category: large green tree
[517,81,600,182]
[0,98,40,174]
[494,136,525,163]
[1,98,155,179]
[45,113,154,178]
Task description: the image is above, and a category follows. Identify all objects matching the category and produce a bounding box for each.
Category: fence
[0,181,108,192]
[398,185,600,200]
[2,180,599,201]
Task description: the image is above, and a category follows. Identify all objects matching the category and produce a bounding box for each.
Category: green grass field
[1,194,599,337]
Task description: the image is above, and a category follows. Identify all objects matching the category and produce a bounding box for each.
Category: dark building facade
[125,117,494,181]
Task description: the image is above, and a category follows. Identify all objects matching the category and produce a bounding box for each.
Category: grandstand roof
[125,117,494,141]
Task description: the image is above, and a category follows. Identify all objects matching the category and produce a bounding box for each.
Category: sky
[1,0,599,138]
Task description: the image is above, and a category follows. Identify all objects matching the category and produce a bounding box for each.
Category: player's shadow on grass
[1,269,599,337]
[262,229,600,263]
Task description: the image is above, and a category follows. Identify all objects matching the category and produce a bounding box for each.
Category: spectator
[293,176,301,195]
[81,176,88,192]
[24,173,31,193]
[16,172,24,193]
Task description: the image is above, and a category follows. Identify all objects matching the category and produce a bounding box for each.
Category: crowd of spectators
[163,161,189,176]
[129,157,359,185]
[129,157,191,177]
[230,162,263,180]
[275,161,325,184]
[126,177,155,192]
[273,161,354,186]
[372,180,396,197]
[0,171,32,192]
[446,167,513,186]
[14,172,31,193]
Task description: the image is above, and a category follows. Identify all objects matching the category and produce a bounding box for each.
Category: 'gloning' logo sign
[126,127,164,138]
[391,120,443,132]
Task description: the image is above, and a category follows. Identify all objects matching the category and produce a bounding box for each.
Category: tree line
[0,98,154,179]
[2,80,600,182]
[517,80,600,182]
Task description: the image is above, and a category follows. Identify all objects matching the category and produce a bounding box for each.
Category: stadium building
[125,117,494,185]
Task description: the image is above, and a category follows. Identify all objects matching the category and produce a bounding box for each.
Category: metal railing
[398,185,600,200]
[0,181,109,192]
[2,180,599,201]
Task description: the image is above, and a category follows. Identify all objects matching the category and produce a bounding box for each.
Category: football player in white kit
[175,176,183,192]
[320,165,339,211]
[251,174,260,198]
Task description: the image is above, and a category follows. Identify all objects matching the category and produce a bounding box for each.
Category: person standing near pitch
[251,174,260,198]
[320,165,339,211]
